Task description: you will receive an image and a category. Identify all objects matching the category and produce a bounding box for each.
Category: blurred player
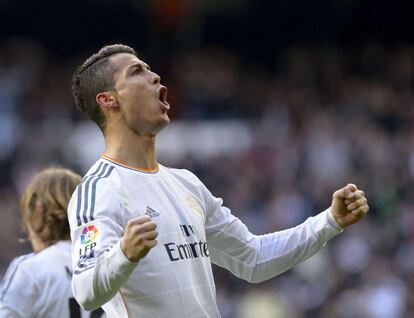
[0,168,104,318]
[69,44,369,317]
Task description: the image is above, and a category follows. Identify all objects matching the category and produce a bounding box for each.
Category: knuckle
[138,216,150,223]
[140,215,150,220]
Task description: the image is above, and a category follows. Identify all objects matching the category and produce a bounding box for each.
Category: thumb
[333,183,357,200]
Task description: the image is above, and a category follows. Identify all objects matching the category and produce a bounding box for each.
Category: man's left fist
[331,183,369,229]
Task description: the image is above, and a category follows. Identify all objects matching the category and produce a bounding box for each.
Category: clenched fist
[121,216,158,262]
[331,184,369,229]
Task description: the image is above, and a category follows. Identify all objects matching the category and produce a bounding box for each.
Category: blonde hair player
[0,168,104,318]
[69,44,369,317]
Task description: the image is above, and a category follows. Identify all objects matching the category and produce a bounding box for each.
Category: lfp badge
[80,225,98,245]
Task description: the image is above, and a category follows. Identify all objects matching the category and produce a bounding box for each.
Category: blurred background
[0,0,414,317]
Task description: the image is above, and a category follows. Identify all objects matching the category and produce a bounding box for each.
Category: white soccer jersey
[0,241,104,318]
[68,155,343,318]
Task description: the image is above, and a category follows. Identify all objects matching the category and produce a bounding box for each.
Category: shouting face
[108,53,170,136]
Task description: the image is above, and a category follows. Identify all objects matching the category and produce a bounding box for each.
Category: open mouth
[158,86,170,110]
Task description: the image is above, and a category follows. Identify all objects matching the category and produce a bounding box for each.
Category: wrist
[120,238,140,263]
[328,208,344,230]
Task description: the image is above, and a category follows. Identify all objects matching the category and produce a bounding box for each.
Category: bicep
[206,204,259,280]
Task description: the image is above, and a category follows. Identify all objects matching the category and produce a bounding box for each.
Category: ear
[96,92,119,110]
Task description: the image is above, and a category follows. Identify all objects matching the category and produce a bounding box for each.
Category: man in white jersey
[69,44,369,317]
[0,168,104,318]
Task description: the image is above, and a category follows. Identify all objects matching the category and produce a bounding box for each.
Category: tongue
[161,101,170,110]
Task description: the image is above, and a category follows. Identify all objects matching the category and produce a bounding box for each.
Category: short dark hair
[72,44,137,131]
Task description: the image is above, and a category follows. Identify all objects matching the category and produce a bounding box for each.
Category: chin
[159,117,170,129]
[152,116,170,135]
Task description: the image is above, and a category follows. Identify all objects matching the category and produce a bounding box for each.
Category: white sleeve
[0,256,36,318]
[202,186,343,283]
[69,182,137,311]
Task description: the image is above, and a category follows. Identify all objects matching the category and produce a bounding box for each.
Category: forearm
[209,208,342,283]
[72,240,137,311]
[249,208,342,283]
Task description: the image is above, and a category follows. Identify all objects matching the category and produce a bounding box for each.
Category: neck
[104,130,158,171]
[30,235,48,253]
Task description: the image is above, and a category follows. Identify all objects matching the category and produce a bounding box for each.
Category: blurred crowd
[0,38,413,317]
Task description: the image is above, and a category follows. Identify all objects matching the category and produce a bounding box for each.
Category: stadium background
[0,0,413,317]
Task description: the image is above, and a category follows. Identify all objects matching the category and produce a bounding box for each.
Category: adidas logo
[145,206,160,218]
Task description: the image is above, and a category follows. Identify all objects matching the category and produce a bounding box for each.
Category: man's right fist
[121,216,158,262]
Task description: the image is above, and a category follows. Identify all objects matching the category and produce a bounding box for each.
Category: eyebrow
[127,62,150,73]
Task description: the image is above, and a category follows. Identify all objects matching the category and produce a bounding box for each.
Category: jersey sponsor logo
[179,224,196,237]
[164,241,209,262]
[145,206,160,218]
[80,225,99,245]
[164,224,209,262]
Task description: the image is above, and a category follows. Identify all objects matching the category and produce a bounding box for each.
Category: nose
[151,71,161,85]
